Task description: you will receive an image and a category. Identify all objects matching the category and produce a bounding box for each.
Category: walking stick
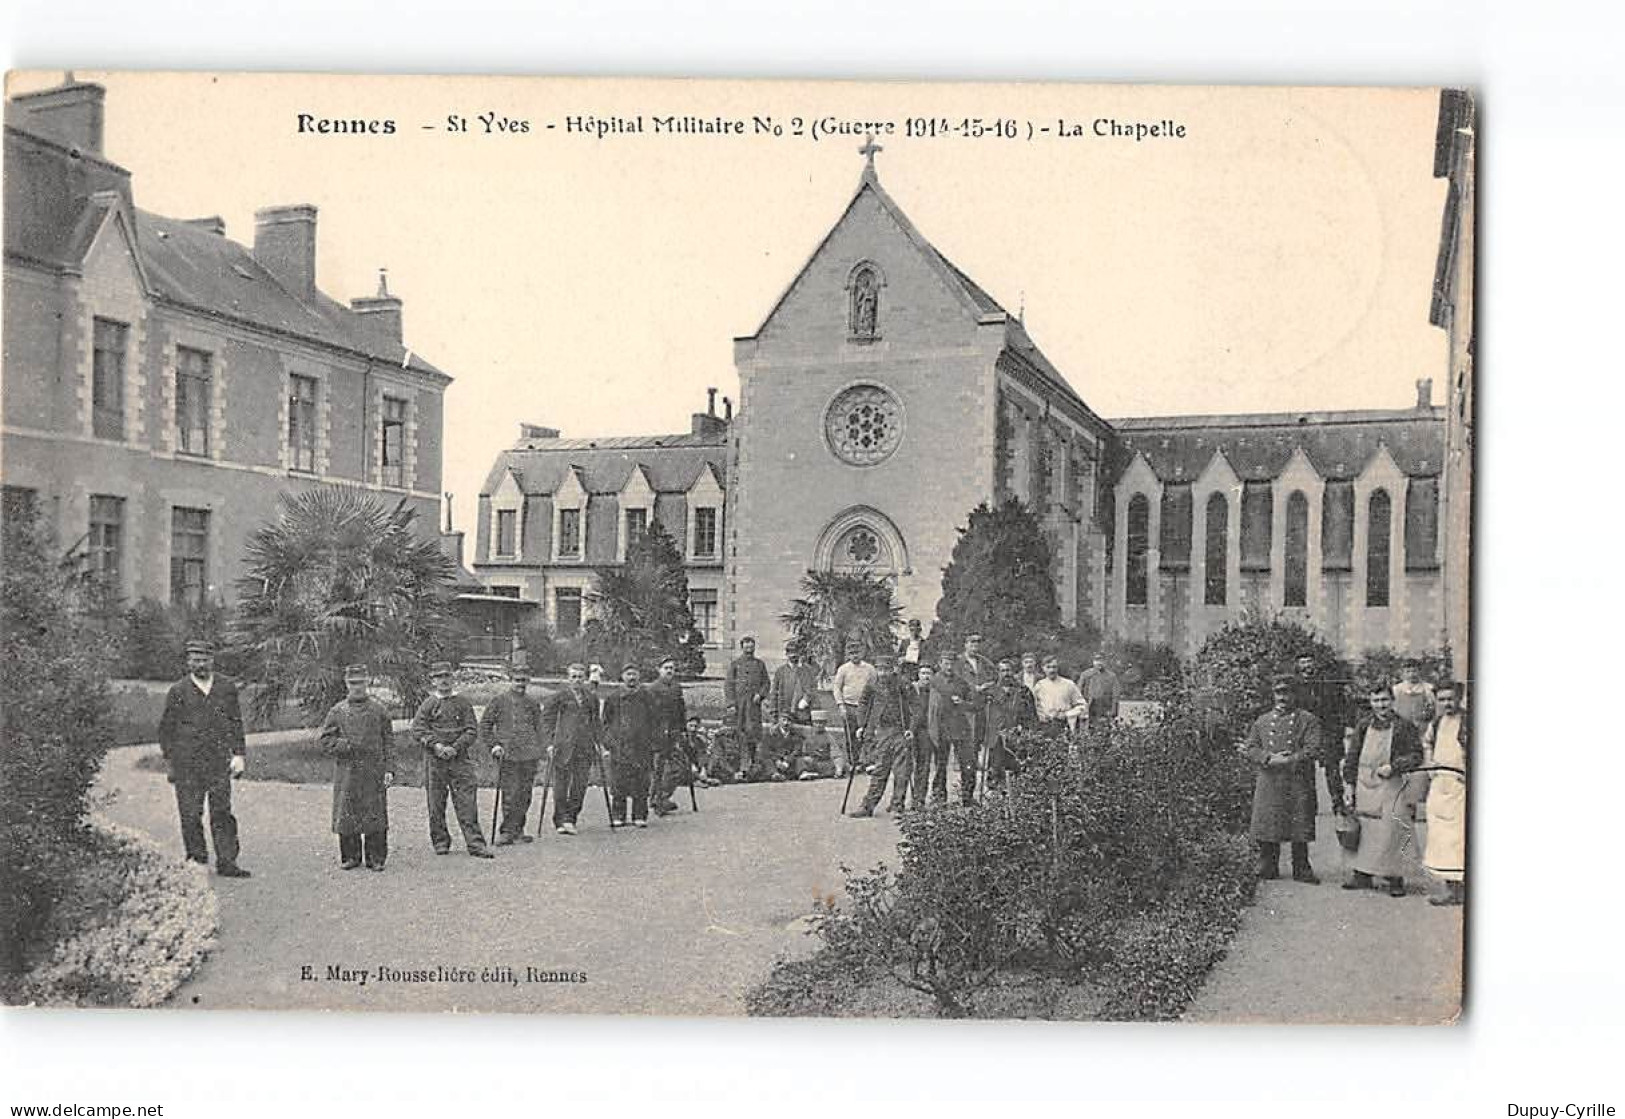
[489,777,503,845]
[535,751,555,838]
[681,737,699,812]
[600,749,619,829]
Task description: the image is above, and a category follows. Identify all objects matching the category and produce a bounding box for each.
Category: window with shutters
[1125,495,1150,606]
[1284,491,1310,607]
[381,396,407,488]
[288,374,318,473]
[92,319,128,441]
[1204,493,1229,606]
[1367,489,1392,607]
[170,508,210,607]
[89,495,124,589]
[175,347,212,456]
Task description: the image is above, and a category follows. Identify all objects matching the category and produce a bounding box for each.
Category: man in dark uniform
[412,662,493,858]
[1239,674,1323,883]
[603,663,660,827]
[157,640,251,877]
[541,662,602,834]
[956,633,996,770]
[479,664,545,844]
[320,664,394,871]
[645,655,689,816]
[928,649,975,806]
[848,653,915,818]
[984,657,1039,792]
[770,642,819,729]
[724,635,771,773]
[905,662,936,810]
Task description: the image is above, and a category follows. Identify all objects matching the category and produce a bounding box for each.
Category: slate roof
[481,435,727,498]
[4,122,447,379]
[1109,407,1446,484]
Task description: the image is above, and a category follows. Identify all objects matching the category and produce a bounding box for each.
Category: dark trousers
[651,748,685,802]
[552,755,591,827]
[1258,841,1313,874]
[949,736,977,805]
[612,758,651,823]
[840,707,863,770]
[338,831,387,867]
[496,758,539,837]
[859,730,912,812]
[173,769,240,867]
[908,732,943,807]
[426,754,486,852]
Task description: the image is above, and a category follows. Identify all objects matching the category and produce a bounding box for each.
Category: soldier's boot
[1257,841,1281,880]
[1290,842,1319,884]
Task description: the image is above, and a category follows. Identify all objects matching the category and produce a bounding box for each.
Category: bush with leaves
[116,597,238,681]
[585,523,706,677]
[932,498,1062,659]
[1103,637,1182,699]
[1357,646,1455,691]
[779,570,901,681]
[233,486,463,723]
[1,511,119,979]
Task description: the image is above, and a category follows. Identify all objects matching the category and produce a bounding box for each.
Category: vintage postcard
[1,72,1471,1021]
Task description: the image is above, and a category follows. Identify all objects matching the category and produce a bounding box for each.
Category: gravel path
[1184,810,1464,1024]
[97,747,901,1015]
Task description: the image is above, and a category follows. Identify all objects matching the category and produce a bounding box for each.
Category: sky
[12,72,1449,533]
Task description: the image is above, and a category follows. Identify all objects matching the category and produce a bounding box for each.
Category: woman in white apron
[1423,683,1468,906]
[1341,683,1425,897]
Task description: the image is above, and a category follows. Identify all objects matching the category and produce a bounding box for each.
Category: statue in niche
[851,267,879,337]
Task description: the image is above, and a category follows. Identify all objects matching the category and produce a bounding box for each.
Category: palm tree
[779,570,901,681]
[233,487,461,722]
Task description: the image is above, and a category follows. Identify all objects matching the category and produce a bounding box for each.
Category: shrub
[932,498,1062,659]
[1357,646,1455,690]
[1103,638,1181,699]
[589,523,707,677]
[518,617,562,673]
[117,597,238,681]
[1,512,119,977]
[8,818,218,1007]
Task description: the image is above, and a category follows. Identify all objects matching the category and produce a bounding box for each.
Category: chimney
[707,387,718,416]
[1415,377,1433,409]
[253,204,318,300]
[691,388,727,436]
[723,396,733,422]
[351,267,403,345]
[183,216,226,236]
[8,77,105,156]
[519,423,560,444]
[439,530,466,571]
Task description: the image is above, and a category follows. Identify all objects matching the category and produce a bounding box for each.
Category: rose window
[825,384,902,466]
[846,529,879,564]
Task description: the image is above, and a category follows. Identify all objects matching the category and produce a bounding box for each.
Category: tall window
[288,374,318,472]
[92,318,128,440]
[690,589,718,644]
[89,495,124,589]
[1125,494,1150,606]
[174,347,212,456]
[554,588,582,637]
[495,509,518,557]
[624,507,647,556]
[170,508,210,607]
[692,506,718,558]
[381,396,407,488]
[1204,492,1229,606]
[1284,491,1309,607]
[558,508,582,558]
[1366,489,1392,607]
[1240,482,1273,572]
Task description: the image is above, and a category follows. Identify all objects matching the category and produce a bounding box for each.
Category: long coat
[157,675,247,782]
[724,654,770,731]
[540,685,600,767]
[927,671,971,743]
[320,696,394,833]
[644,678,688,747]
[479,690,546,763]
[602,685,660,768]
[1243,707,1322,842]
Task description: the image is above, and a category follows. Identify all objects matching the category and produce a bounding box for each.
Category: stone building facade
[2,80,451,607]
[473,155,1455,666]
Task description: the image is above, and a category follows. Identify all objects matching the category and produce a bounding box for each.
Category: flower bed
[9,817,218,1008]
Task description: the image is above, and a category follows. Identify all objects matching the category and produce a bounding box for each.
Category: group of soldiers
[718,629,1125,819]
[1239,657,1470,905]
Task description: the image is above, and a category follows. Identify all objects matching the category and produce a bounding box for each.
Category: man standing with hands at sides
[479,664,544,845]
[158,640,251,877]
[984,657,1039,791]
[929,649,974,806]
[1422,682,1468,907]
[1342,681,1424,897]
[848,653,915,818]
[905,661,937,810]
[832,641,877,776]
[603,663,659,828]
[321,664,394,871]
[1239,674,1322,884]
[957,633,996,769]
[414,662,492,858]
[541,662,602,835]
[646,655,689,817]
[1032,654,1089,738]
[725,635,771,776]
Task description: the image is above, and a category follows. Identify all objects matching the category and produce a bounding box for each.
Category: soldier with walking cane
[480,664,544,844]
[603,663,659,828]
[539,662,602,836]
[413,662,494,858]
[645,655,690,816]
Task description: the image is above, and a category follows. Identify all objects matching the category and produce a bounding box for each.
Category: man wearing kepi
[603,663,659,827]
[848,652,915,818]
[646,655,690,816]
[724,635,771,775]
[541,662,602,835]
[1239,674,1322,884]
[479,664,544,844]
[157,640,251,878]
[320,664,394,871]
[413,662,493,858]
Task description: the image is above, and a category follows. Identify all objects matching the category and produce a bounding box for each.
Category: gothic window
[1284,491,1309,607]
[850,264,881,338]
[1204,492,1229,606]
[825,384,903,466]
[1367,489,1392,607]
[1125,495,1150,607]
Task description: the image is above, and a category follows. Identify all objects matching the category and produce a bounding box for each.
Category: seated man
[784,722,837,780]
